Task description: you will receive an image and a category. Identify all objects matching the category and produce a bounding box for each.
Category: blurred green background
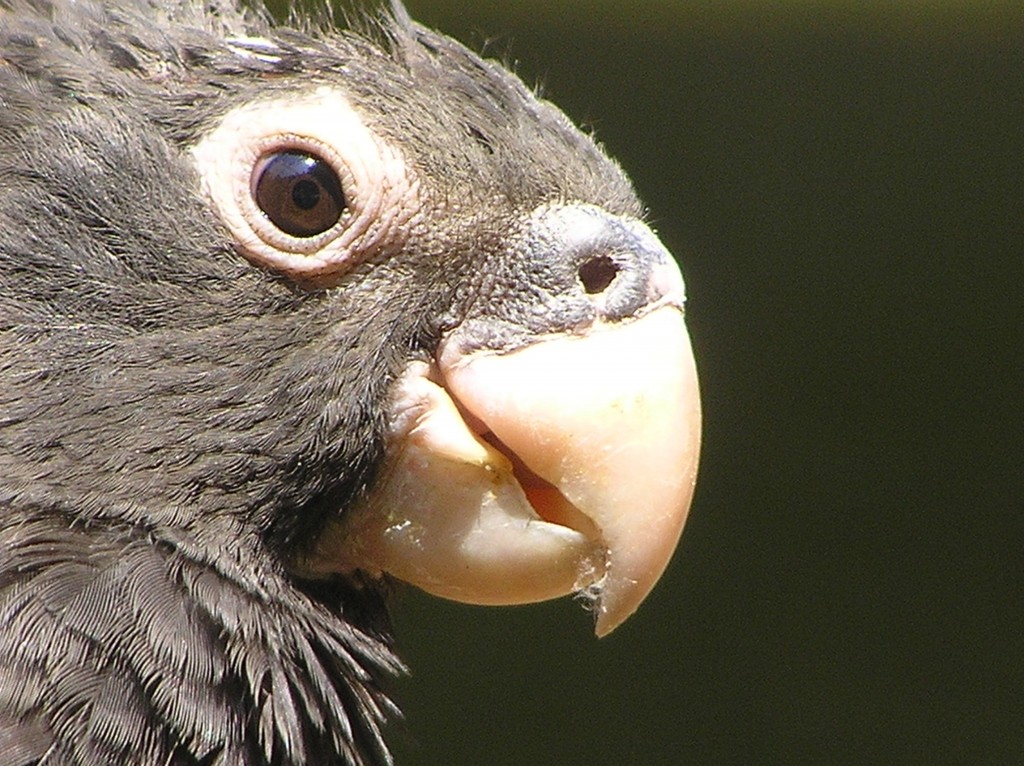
[273,2,1023,763]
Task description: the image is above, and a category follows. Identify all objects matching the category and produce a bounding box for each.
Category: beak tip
[593,602,625,638]
[589,562,669,638]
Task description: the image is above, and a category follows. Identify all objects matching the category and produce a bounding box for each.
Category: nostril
[578,255,619,295]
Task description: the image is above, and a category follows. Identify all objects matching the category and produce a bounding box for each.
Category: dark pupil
[291,179,321,211]
[254,151,346,238]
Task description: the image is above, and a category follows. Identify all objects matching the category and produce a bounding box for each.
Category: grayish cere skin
[0,2,696,765]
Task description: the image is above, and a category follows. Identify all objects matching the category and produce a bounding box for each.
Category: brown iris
[253,150,346,238]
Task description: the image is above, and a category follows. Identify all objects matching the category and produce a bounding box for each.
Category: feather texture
[0,1,641,763]
[0,516,402,765]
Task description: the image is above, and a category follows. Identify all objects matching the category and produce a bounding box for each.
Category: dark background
[283,2,1023,763]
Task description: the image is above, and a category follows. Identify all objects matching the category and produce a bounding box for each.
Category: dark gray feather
[0,1,639,763]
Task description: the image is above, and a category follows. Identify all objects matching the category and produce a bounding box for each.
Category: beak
[439,306,701,635]
[303,301,700,636]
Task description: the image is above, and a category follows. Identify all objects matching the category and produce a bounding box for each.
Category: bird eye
[252,151,346,238]
[194,89,419,282]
